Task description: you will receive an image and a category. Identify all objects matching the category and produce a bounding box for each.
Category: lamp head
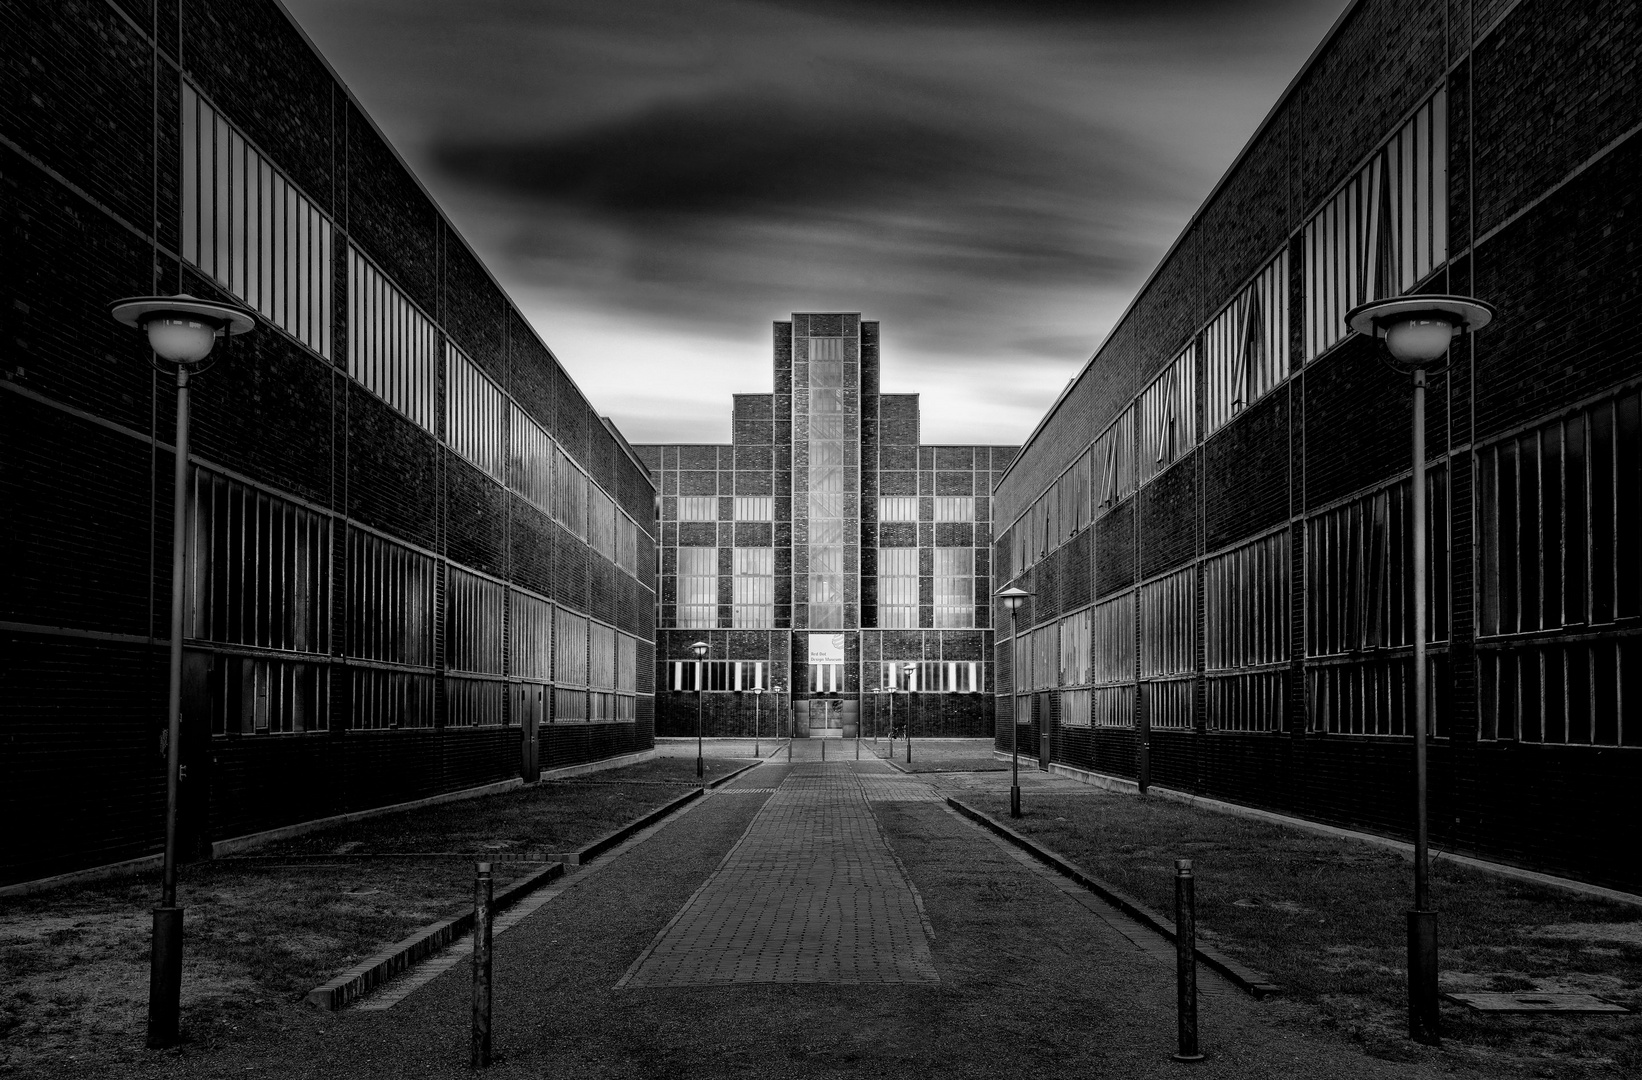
[689,640,709,660]
[1345,295,1495,367]
[995,585,1032,613]
[110,294,256,367]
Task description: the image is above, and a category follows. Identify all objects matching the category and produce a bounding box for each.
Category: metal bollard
[821,738,826,762]
[1173,859,1204,1062]
[471,862,494,1069]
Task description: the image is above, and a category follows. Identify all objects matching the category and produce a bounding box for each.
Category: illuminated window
[878,547,918,628]
[934,496,974,522]
[879,496,918,522]
[677,496,717,521]
[734,496,772,520]
[732,547,774,627]
[933,548,972,628]
[677,547,717,628]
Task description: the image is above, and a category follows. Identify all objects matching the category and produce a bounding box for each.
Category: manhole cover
[1444,992,1630,1014]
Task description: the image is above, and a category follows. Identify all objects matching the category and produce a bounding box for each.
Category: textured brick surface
[618,762,937,987]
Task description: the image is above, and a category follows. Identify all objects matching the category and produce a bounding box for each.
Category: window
[734,496,772,521]
[616,514,638,577]
[1139,568,1195,677]
[1033,624,1058,691]
[1056,452,1093,541]
[446,345,506,481]
[346,528,435,730]
[1061,688,1091,727]
[1477,388,1640,746]
[553,446,587,537]
[347,247,437,432]
[1138,347,1197,484]
[207,657,328,737]
[589,622,616,690]
[677,547,718,628]
[879,496,918,522]
[1204,531,1288,733]
[878,547,919,628]
[732,547,774,628]
[933,548,972,628]
[510,591,552,681]
[677,496,717,521]
[1206,251,1289,434]
[554,687,586,722]
[446,567,505,675]
[616,633,638,723]
[1059,610,1091,687]
[1094,407,1136,510]
[588,486,617,563]
[807,336,852,630]
[187,468,330,655]
[509,405,552,516]
[1306,472,1449,737]
[447,679,506,728]
[934,496,975,522]
[1092,593,1136,727]
[180,82,332,359]
[1304,90,1448,361]
[554,608,588,688]
[671,660,767,691]
[881,661,978,693]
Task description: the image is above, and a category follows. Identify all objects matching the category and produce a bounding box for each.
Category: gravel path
[91,743,1476,1079]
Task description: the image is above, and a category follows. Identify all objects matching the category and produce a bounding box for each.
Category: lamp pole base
[1171,1053,1206,1063]
[1010,785,1021,819]
[146,906,184,1048]
[1407,908,1440,1045]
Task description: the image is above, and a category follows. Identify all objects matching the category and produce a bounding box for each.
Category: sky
[281,0,1349,446]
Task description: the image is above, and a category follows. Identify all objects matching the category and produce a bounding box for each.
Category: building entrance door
[516,683,543,782]
[802,699,846,737]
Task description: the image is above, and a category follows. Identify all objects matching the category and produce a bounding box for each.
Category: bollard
[821,738,826,762]
[1173,859,1204,1062]
[471,862,494,1069]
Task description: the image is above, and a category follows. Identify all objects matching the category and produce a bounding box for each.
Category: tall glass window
[806,336,853,628]
[347,247,438,432]
[879,496,918,521]
[733,496,772,521]
[447,345,506,481]
[677,496,717,521]
[878,547,918,628]
[933,548,973,628]
[677,546,717,628]
[732,547,774,627]
[933,496,975,522]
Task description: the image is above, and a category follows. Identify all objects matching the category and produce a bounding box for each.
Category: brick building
[3,0,656,886]
[992,0,1641,892]
[637,314,1017,740]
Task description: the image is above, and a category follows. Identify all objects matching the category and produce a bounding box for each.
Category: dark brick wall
[989,0,1642,891]
[2,0,656,886]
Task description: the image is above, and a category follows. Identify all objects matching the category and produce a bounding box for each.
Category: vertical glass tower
[637,314,1017,739]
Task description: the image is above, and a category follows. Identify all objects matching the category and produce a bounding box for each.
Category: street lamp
[690,640,709,780]
[752,686,763,758]
[996,586,1032,819]
[1345,293,1495,1047]
[110,293,256,1049]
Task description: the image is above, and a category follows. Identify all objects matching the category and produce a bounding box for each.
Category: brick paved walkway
[617,761,938,987]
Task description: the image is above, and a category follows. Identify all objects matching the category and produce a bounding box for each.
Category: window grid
[347,247,437,432]
[553,608,588,687]
[447,345,507,481]
[933,496,975,522]
[733,547,774,628]
[589,622,616,690]
[508,405,552,516]
[1059,610,1091,686]
[1138,347,1197,484]
[446,566,505,675]
[933,548,973,628]
[1139,568,1195,677]
[879,496,918,522]
[733,496,773,521]
[588,486,617,563]
[446,677,507,728]
[553,445,587,537]
[1205,531,1290,672]
[345,528,435,668]
[1206,250,1289,434]
[878,547,918,629]
[207,656,329,736]
[1095,407,1137,510]
[677,496,717,521]
[671,660,768,692]
[509,591,552,681]
[1304,90,1448,361]
[676,546,717,628]
[180,81,332,359]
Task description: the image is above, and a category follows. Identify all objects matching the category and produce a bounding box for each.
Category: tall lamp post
[1345,294,1495,1046]
[752,686,763,758]
[110,294,255,1049]
[996,586,1032,819]
[690,640,709,780]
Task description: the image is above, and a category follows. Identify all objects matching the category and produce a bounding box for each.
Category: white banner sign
[808,632,846,665]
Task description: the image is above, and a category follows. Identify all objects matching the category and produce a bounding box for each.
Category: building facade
[638,314,1017,740]
[3,0,656,887]
[992,0,1641,892]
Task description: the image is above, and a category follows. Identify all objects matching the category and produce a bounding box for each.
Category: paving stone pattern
[618,762,939,987]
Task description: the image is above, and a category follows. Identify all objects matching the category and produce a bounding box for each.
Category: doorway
[795,698,851,737]
[516,683,543,781]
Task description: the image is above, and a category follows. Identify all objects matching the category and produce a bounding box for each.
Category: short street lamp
[110,293,256,1049]
[690,640,709,780]
[1345,294,1495,1046]
[996,586,1032,818]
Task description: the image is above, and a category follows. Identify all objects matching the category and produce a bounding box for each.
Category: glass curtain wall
[807,336,853,629]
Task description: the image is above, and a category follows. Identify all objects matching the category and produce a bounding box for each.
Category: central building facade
[636,314,1017,738]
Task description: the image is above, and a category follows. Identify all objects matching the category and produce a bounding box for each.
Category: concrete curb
[565,787,705,866]
[304,861,565,1011]
[945,797,1281,999]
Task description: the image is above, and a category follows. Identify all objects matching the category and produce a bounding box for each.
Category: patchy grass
[962,789,1642,1078]
[867,739,1005,773]
[569,754,752,786]
[0,763,731,1071]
